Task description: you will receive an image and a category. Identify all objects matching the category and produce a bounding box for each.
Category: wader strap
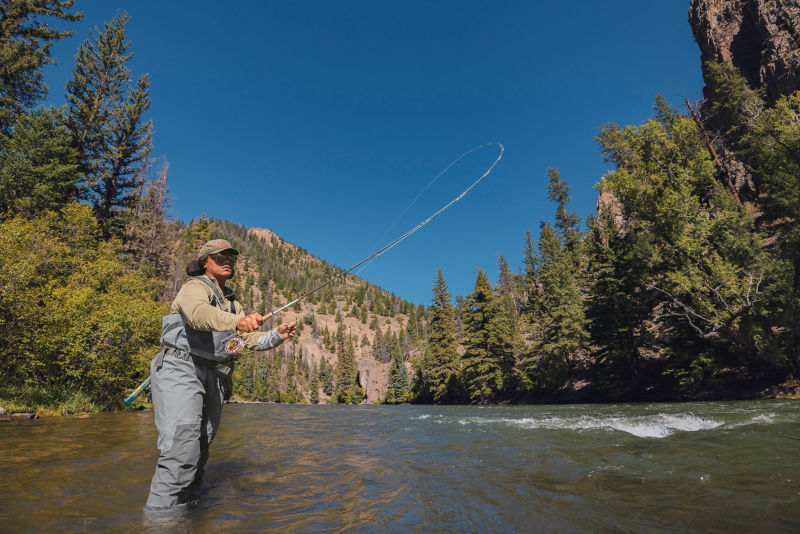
[192,276,236,313]
[154,348,166,370]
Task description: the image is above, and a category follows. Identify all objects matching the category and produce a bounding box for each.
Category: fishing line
[352,142,503,277]
[233,141,504,347]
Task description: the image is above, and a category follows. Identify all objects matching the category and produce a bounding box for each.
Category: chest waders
[145,277,238,510]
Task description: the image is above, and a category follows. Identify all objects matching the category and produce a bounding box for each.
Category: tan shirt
[170,275,268,350]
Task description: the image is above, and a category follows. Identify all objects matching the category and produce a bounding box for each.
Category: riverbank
[0,384,151,418]
[2,381,798,418]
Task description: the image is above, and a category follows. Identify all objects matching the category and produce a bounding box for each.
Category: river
[1,401,798,532]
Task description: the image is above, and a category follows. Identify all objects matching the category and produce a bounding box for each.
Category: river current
[1,401,798,532]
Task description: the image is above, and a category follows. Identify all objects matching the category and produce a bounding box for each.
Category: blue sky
[44,1,704,306]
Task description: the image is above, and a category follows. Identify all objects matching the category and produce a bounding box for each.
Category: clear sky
[44,1,704,306]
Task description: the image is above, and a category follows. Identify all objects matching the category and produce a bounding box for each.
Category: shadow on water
[1,401,799,532]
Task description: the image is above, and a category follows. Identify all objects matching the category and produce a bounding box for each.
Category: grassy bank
[0,385,136,416]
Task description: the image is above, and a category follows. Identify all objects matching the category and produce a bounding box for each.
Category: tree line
[413,66,799,403]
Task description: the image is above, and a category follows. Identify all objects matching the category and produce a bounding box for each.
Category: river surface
[1,401,798,533]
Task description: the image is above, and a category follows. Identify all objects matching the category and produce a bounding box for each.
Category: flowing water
[1,401,798,533]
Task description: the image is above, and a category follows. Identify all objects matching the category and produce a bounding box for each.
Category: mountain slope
[209,219,425,403]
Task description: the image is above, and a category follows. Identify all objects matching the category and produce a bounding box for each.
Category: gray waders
[145,347,229,509]
[145,277,238,510]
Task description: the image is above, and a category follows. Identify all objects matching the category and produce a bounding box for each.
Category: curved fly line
[245,141,505,332]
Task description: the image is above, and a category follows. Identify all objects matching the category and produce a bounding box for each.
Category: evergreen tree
[310,362,320,403]
[334,323,362,403]
[461,270,502,403]
[320,357,334,396]
[537,222,587,370]
[547,167,582,251]
[0,0,81,132]
[386,349,409,403]
[426,270,459,403]
[66,12,152,237]
[521,230,539,320]
[0,106,79,216]
[497,254,521,317]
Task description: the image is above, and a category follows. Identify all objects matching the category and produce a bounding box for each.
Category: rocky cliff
[690,0,800,104]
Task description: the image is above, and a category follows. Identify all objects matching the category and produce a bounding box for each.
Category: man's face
[205,251,237,281]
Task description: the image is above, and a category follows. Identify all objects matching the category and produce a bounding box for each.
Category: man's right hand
[237,313,265,333]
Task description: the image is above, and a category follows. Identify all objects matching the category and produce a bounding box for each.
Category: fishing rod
[124,142,503,403]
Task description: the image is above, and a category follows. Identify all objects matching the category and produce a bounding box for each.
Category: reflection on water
[1,401,799,532]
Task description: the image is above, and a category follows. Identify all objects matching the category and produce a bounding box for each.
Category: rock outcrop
[689,0,800,104]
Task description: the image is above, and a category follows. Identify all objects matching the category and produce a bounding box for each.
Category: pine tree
[497,254,521,317]
[461,270,501,403]
[0,0,81,132]
[334,323,361,403]
[309,361,320,403]
[0,106,79,216]
[521,230,539,320]
[427,270,459,403]
[594,93,774,393]
[386,349,409,403]
[522,217,587,393]
[66,12,152,237]
[547,167,582,251]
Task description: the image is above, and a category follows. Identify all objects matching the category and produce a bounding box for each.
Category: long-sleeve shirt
[170,275,283,351]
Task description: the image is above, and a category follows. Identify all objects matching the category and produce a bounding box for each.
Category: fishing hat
[198,239,239,258]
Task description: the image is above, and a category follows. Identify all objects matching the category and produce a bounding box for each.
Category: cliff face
[690,0,800,104]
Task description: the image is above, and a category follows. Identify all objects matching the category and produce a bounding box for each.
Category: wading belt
[154,347,233,377]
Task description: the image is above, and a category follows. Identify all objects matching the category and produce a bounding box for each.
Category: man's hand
[278,321,297,339]
[237,313,265,334]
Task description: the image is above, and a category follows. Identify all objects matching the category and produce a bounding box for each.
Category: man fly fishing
[145,239,297,510]
[141,142,503,510]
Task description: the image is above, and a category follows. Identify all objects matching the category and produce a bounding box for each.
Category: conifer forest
[1,2,798,412]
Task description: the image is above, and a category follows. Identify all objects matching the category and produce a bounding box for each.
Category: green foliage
[0,203,164,402]
[385,350,409,404]
[0,0,81,132]
[0,105,79,216]
[592,84,785,393]
[520,172,588,394]
[461,270,515,403]
[333,323,363,403]
[310,366,320,404]
[420,270,459,403]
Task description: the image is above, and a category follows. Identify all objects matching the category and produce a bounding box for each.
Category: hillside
[208,220,426,403]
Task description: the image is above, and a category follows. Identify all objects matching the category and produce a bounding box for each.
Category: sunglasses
[211,253,238,265]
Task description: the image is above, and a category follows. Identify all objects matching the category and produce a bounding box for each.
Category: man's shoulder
[183,277,214,290]
[176,277,216,299]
